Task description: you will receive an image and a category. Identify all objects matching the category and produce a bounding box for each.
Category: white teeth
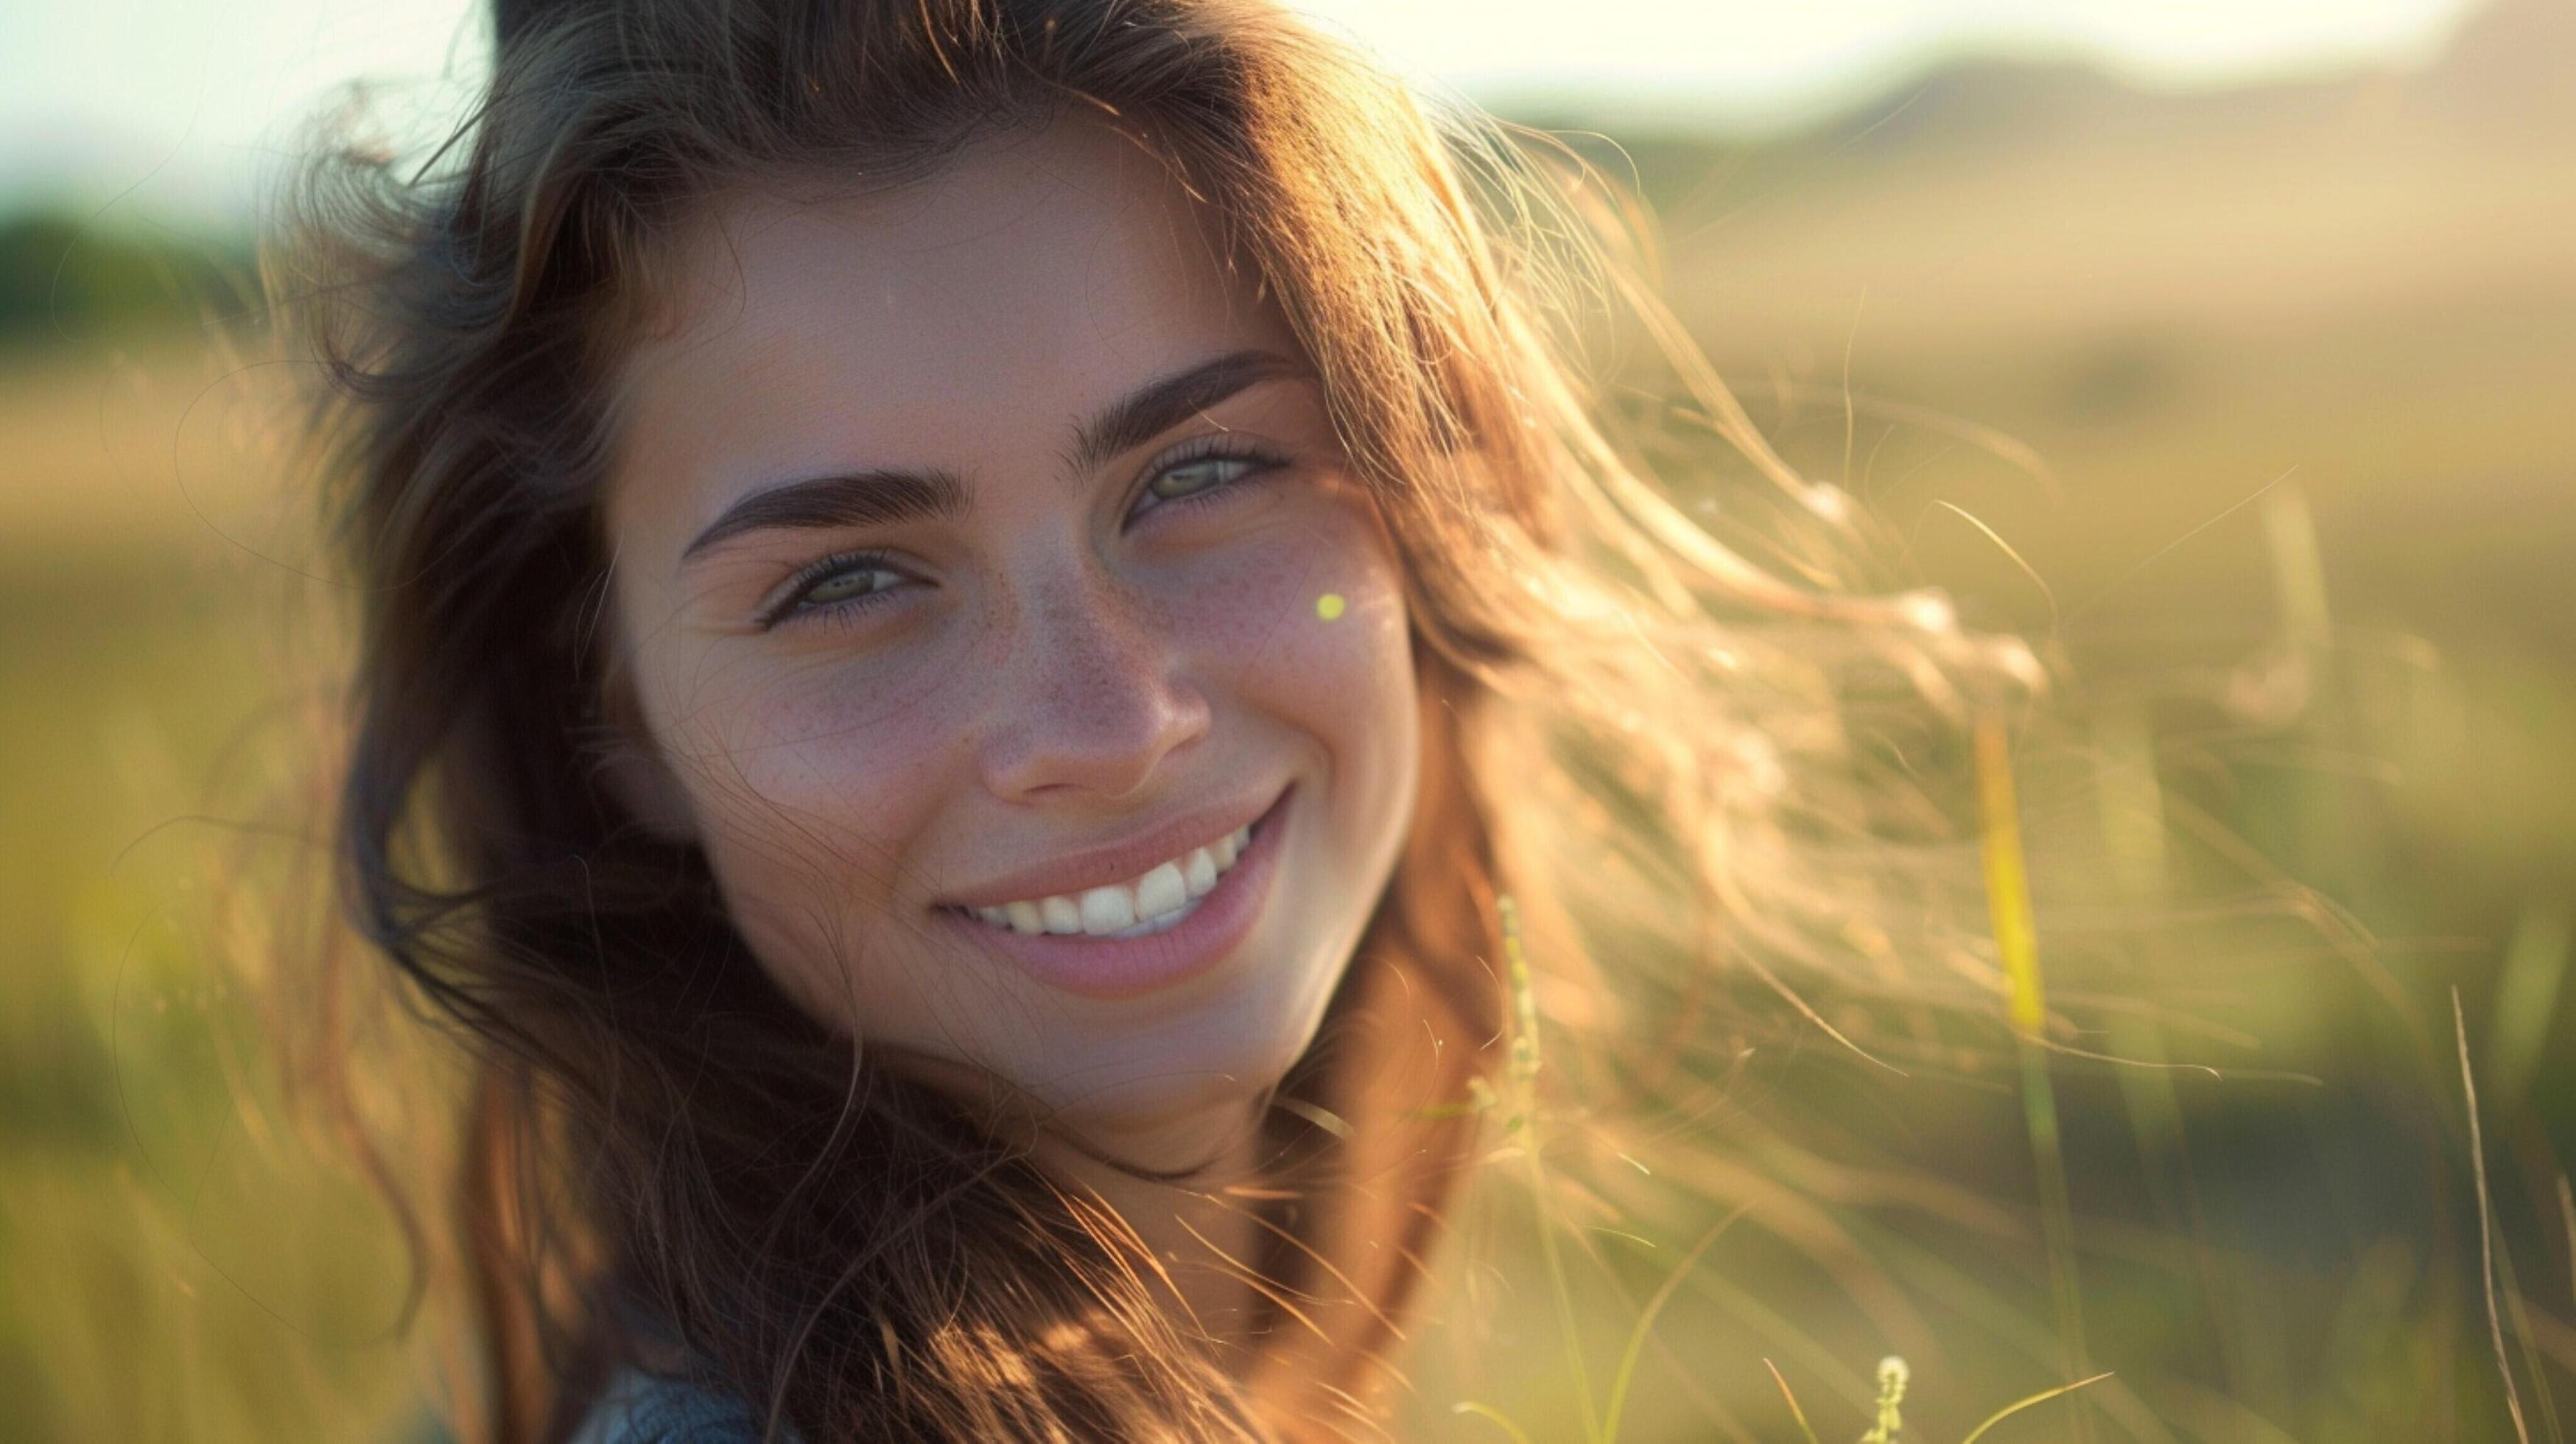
[1135,862,1187,919]
[1041,895,1083,934]
[958,816,1263,939]
[1078,885,1136,935]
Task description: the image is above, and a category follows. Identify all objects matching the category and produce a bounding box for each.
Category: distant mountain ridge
[1518,0,2571,210]
[1821,0,2576,150]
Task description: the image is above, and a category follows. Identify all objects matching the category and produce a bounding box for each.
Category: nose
[976,567,1210,804]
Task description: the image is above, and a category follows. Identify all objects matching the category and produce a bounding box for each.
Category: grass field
[4,8,2572,1438]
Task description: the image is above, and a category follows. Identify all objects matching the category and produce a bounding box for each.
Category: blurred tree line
[0,211,251,348]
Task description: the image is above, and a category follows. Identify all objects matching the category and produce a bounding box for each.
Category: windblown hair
[268,0,2033,1439]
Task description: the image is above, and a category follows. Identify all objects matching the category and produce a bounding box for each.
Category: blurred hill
[1521,0,2575,682]
[1572,0,2572,191]
[1558,0,2573,346]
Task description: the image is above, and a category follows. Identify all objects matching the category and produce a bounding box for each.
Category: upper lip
[938,785,1286,910]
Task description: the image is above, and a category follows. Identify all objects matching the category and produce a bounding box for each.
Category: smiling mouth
[950,816,1263,941]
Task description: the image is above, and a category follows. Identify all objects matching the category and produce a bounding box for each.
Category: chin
[1038,937,1357,1160]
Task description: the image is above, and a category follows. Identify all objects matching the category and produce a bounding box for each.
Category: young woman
[272,0,2026,1438]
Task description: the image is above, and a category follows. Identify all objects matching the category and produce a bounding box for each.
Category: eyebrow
[679,466,969,564]
[1065,347,1308,474]
[678,347,1308,567]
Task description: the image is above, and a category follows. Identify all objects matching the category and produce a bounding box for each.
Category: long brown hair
[268,0,2029,1439]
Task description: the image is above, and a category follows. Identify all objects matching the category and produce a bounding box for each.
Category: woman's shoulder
[566,1365,784,1444]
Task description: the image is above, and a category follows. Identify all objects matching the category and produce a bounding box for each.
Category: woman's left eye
[1139,452,1271,511]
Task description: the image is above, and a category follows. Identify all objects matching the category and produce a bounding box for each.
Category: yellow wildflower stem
[1973,715,2094,1443]
[1973,716,2046,1037]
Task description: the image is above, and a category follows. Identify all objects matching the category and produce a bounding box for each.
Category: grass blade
[1453,1401,1535,1444]
[2489,900,2572,1103]
[1600,1205,1750,1443]
[1498,895,1601,1442]
[2559,1175,2576,1304]
[1973,716,2047,1039]
[1974,715,2094,1439]
[1959,1372,2116,1444]
[2457,987,2535,1444]
[1763,1359,1822,1444]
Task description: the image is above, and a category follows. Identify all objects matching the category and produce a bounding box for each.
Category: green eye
[801,565,897,606]
[1147,455,1257,502]
[758,550,916,629]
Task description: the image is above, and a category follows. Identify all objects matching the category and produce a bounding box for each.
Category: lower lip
[936,788,1292,1001]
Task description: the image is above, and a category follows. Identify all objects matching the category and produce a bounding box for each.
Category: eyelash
[754,436,1288,631]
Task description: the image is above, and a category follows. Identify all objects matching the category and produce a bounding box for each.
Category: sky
[0,0,2483,223]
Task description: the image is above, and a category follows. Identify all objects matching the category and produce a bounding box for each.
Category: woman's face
[601,119,1421,1168]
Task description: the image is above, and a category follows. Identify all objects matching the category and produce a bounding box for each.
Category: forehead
[611,118,1285,531]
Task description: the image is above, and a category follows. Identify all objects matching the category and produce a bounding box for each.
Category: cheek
[669,645,972,843]
[652,648,983,1009]
[1176,492,1418,816]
